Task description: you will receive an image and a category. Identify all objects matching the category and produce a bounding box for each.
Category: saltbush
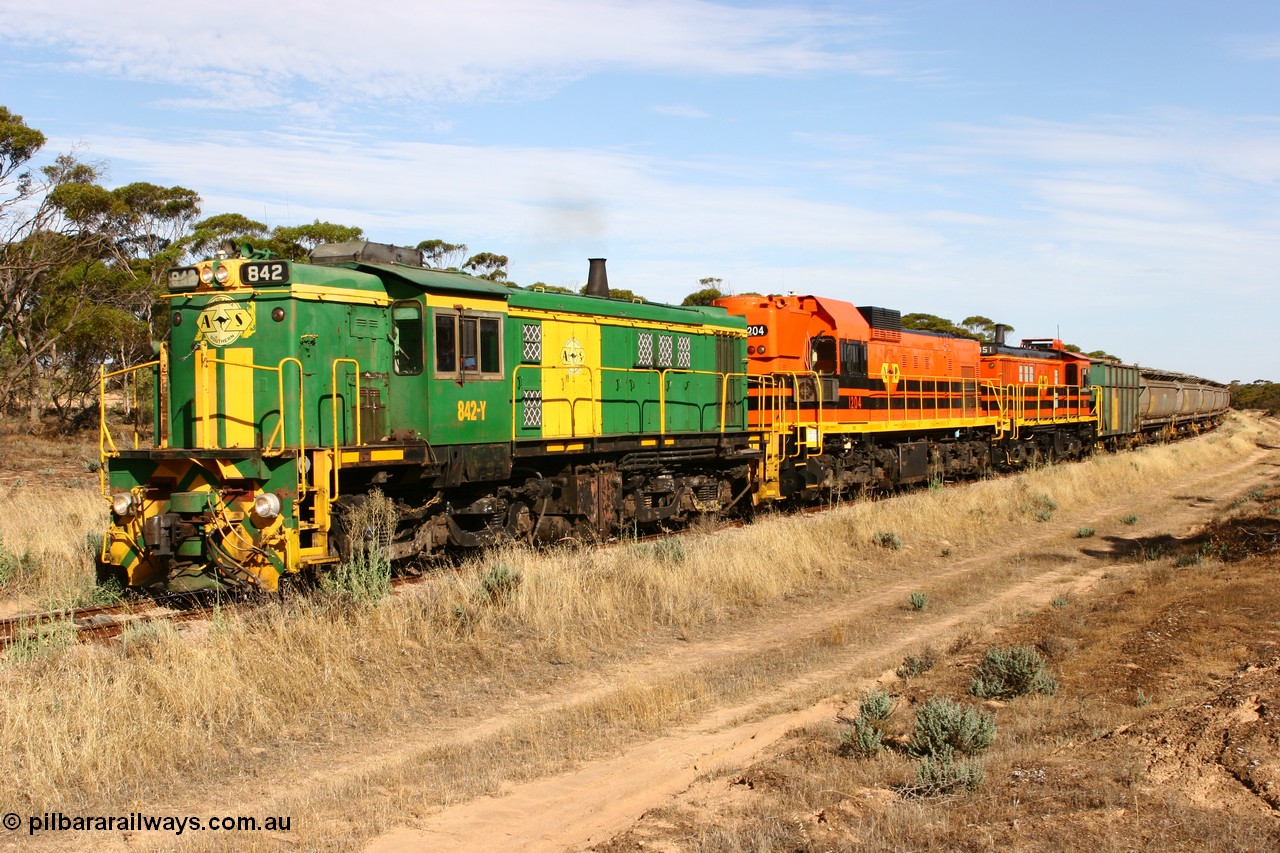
[480,563,523,604]
[969,645,1057,699]
[838,716,884,758]
[896,647,937,679]
[907,755,986,797]
[873,531,903,550]
[859,690,896,721]
[908,696,995,760]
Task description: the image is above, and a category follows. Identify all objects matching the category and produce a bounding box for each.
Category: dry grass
[599,475,1280,853]
[0,486,104,608]
[0,412,1272,848]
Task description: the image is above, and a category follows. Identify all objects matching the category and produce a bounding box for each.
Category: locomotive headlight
[213,265,230,285]
[199,266,214,285]
[252,493,282,520]
[111,492,136,518]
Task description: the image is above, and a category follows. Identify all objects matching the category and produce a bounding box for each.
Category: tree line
[1230,381,1280,416]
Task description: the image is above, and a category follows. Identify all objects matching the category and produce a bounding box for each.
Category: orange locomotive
[713,294,1097,503]
[977,332,1094,464]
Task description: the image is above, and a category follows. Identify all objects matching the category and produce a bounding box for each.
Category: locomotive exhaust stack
[585,258,609,298]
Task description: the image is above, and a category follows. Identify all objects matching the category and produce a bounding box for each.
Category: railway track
[0,597,246,651]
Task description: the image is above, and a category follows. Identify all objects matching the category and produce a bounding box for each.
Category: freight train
[97,243,1228,592]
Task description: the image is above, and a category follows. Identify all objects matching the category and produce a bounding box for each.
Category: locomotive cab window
[434,310,504,379]
[840,339,868,378]
[809,335,838,374]
[392,302,424,375]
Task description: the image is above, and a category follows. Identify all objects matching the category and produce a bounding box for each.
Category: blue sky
[2,0,1277,381]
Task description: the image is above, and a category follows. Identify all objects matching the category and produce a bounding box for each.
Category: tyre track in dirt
[363,442,1279,853]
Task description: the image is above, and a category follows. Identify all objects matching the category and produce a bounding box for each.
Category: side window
[434,310,504,378]
[809,335,837,374]
[434,313,456,374]
[479,317,501,372]
[392,302,423,376]
[840,340,867,378]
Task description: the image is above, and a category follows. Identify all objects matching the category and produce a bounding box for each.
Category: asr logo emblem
[560,336,585,376]
[195,296,256,347]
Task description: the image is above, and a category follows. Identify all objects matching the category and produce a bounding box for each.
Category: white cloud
[650,104,711,119]
[1224,33,1280,61]
[0,0,902,110]
[941,115,1280,184]
[1026,179,1202,220]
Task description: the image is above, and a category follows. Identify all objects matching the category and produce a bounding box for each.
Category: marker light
[253,493,282,520]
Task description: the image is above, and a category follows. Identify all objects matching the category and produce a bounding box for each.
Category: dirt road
[363,433,1280,853]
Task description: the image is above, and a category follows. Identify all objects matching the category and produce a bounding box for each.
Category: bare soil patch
[358,428,1280,853]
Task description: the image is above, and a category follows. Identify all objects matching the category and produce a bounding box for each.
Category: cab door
[427,305,509,445]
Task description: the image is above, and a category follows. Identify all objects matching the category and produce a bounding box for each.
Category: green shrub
[652,537,685,564]
[896,647,937,679]
[873,531,903,550]
[838,716,884,758]
[1029,493,1058,522]
[480,563,523,604]
[969,645,1057,699]
[905,755,985,797]
[0,534,35,590]
[858,690,896,721]
[908,696,996,760]
[323,490,397,604]
[1174,545,1211,568]
[1075,527,1094,538]
[1120,514,1140,525]
[908,591,929,611]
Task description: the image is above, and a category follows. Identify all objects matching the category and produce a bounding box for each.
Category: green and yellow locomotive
[99,244,753,592]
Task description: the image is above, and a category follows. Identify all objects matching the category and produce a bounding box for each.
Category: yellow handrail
[329,358,361,499]
[98,348,167,498]
[199,354,307,456]
[511,364,746,440]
